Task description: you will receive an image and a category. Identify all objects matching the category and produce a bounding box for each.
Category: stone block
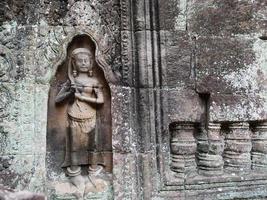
[0,24,38,83]
[139,152,159,200]
[134,88,158,152]
[0,154,45,192]
[40,0,121,31]
[158,0,183,31]
[195,36,257,94]
[111,86,136,153]
[113,151,158,200]
[161,88,204,123]
[35,25,75,85]
[0,0,40,26]
[0,82,37,155]
[34,84,49,153]
[45,151,65,183]
[0,185,45,200]
[253,0,267,35]
[39,0,68,26]
[28,154,46,193]
[160,31,194,88]
[209,93,267,122]
[134,30,155,88]
[112,153,140,200]
[187,0,266,36]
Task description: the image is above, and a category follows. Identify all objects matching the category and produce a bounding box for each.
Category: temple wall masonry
[0,0,267,199]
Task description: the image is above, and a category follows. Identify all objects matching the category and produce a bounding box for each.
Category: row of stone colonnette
[170,121,267,178]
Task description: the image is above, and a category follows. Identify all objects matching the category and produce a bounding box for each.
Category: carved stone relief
[224,122,252,173]
[168,120,267,182]
[170,122,197,178]
[63,0,121,74]
[0,0,267,199]
[37,0,121,85]
[47,35,112,199]
[197,123,224,176]
[251,122,267,171]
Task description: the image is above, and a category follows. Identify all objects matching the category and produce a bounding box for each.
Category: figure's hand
[72,84,84,92]
[71,83,76,88]
[70,84,76,92]
[94,87,100,94]
[75,92,83,100]
[72,84,85,94]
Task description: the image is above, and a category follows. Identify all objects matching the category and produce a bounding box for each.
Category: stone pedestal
[197,123,224,176]
[224,122,252,173]
[170,122,197,177]
[48,174,112,200]
[252,122,267,171]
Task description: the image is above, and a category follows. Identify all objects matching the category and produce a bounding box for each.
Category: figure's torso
[67,75,99,119]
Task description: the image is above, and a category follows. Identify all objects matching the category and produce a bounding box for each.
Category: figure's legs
[88,153,103,176]
[68,125,82,177]
[66,124,86,188]
[87,131,104,176]
[68,124,88,174]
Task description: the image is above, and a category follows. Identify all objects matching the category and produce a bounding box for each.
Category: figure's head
[71,48,93,76]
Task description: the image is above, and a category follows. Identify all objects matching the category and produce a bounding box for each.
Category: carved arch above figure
[48,32,120,85]
[36,18,121,85]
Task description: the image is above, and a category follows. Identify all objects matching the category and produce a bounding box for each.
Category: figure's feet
[70,175,86,199]
[88,165,104,176]
[70,174,85,188]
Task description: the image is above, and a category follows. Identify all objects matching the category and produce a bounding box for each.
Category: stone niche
[46,34,113,199]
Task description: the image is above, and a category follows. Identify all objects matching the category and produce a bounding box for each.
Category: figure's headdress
[71,48,92,57]
[68,47,94,83]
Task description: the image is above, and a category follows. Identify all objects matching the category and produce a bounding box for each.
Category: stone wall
[0,0,121,198]
[0,0,267,200]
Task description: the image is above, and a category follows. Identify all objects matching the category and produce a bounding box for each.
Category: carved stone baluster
[170,122,197,177]
[224,122,252,173]
[252,121,267,171]
[197,123,224,176]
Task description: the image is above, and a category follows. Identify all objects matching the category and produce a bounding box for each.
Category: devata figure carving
[55,48,104,186]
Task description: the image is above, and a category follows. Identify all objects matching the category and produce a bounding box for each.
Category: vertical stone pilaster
[170,122,197,178]
[224,122,252,173]
[252,122,267,171]
[197,123,224,176]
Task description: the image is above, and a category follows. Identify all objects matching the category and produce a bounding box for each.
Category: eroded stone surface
[51,174,112,200]
[0,185,45,200]
[0,0,267,200]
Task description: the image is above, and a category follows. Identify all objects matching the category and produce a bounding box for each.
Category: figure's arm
[55,81,73,103]
[74,93,95,103]
[75,85,104,104]
[93,85,104,104]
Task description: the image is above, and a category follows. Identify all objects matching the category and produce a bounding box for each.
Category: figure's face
[74,53,92,72]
